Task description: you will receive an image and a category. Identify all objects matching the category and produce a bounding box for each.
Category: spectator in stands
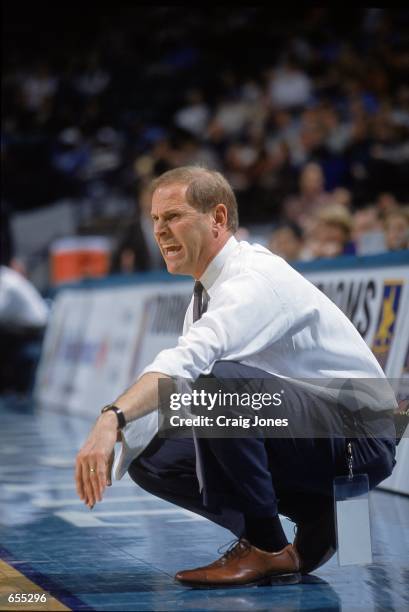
[0,263,49,393]
[291,108,329,167]
[83,126,124,193]
[351,206,386,254]
[0,201,14,267]
[50,127,89,198]
[383,209,409,251]
[72,53,110,98]
[375,192,400,218]
[172,132,220,170]
[266,109,299,154]
[331,187,353,211]
[304,205,354,259]
[368,113,409,199]
[110,184,165,274]
[282,162,333,225]
[267,56,312,111]
[268,222,304,262]
[207,92,252,143]
[352,206,381,240]
[174,89,210,138]
[19,60,58,113]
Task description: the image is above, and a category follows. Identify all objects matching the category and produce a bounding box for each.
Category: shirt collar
[199,236,238,291]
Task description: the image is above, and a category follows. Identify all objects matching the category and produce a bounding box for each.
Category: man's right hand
[75,411,118,509]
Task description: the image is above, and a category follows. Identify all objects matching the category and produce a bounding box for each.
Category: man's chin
[166,262,189,276]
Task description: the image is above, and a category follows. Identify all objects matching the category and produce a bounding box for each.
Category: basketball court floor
[1,397,408,611]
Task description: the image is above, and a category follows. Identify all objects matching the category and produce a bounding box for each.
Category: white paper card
[336,497,372,566]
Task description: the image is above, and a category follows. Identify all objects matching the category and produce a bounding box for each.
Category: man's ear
[213,203,228,228]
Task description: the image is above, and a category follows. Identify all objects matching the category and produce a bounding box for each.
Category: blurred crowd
[268,163,409,261]
[2,7,409,278]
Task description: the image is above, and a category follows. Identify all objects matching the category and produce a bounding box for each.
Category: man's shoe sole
[175,571,302,589]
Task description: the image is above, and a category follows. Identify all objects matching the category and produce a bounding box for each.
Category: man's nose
[154,219,169,237]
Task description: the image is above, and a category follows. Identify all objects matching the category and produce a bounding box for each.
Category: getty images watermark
[157,376,407,439]
[168,389,288,429]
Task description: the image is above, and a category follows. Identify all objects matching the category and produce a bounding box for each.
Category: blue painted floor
[0,397,408,611]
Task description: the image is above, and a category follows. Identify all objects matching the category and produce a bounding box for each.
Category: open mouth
[163,245,183,257]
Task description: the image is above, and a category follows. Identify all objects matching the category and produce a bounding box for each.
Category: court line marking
[32,495,158,508]
[55,507,206,527]
[88,508,204,517]
[2,481,134,492]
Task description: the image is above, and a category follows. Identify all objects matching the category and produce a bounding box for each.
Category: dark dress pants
[128,361,396,536]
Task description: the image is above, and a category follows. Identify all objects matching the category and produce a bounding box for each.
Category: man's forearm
[112,371,171,424]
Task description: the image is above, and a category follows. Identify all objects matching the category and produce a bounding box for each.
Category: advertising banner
[304,266,409,377]
[35,282,193,417]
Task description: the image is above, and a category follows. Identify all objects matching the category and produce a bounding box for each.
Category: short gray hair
[150,166,239,233]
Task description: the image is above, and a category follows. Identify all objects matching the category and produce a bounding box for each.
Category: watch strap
[101,404,126,429]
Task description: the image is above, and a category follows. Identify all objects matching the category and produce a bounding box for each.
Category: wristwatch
[101,404,126,429]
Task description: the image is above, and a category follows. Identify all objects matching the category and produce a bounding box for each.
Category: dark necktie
[193,281,204,322]
[192,279,206,493]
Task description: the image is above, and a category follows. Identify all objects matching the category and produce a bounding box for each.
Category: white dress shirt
[141,236,385,381]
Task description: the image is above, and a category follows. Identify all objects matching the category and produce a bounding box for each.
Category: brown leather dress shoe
[175,539,301,588]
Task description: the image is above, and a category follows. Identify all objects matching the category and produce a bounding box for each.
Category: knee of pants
[355,439,396,490]
[367,459,395,489]
[128,459,157,495]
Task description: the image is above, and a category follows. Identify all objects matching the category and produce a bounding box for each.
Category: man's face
[270,227,301,261]
[151,183,217,278]
[385,215,409,250]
